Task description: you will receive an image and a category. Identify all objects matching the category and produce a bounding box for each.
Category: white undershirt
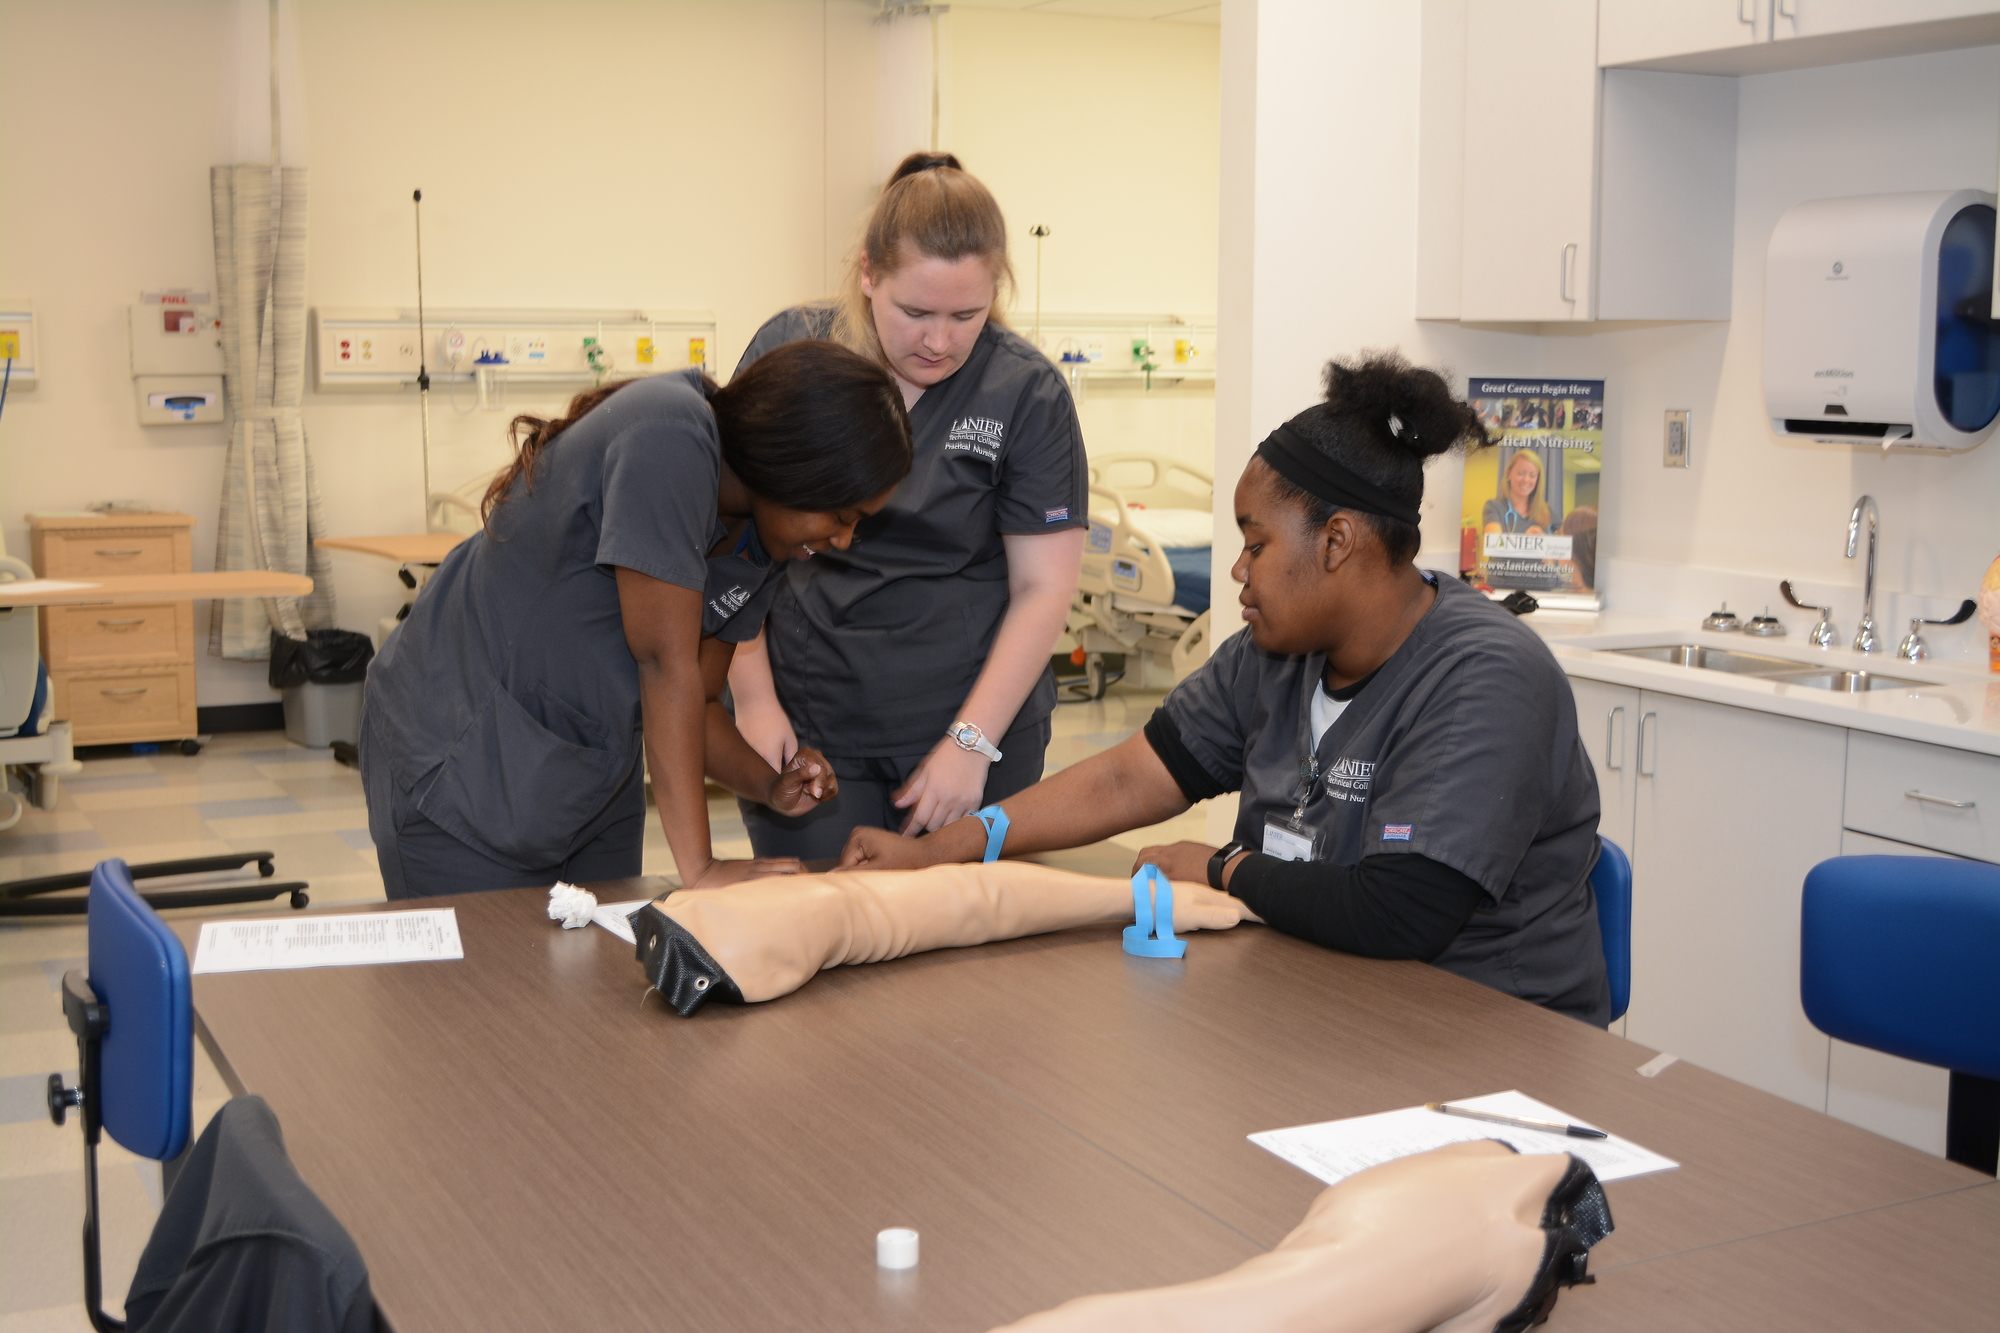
[1310,681,1353,749]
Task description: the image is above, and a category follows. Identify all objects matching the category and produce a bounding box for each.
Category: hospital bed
[1066,454,1215,699]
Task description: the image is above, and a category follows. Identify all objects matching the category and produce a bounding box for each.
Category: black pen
[1426,1101,1609,1140]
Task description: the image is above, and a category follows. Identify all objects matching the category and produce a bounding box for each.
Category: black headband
[1256,422,1422,528]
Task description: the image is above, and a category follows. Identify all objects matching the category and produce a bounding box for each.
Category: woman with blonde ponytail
[729,152,1088,861]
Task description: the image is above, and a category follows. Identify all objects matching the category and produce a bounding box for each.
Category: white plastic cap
[876,1227,919,1270]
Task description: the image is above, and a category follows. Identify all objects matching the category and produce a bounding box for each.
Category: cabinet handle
[1605,706,1626,772]
[1777,0,1796,18]
[1637,711,1658,777]
[94,548,144,558]
[1738,0,1756,24]
[1905,790,1974,810]
[96,617,145,630]
[1559,242,1578,302]
[100,687,150,699]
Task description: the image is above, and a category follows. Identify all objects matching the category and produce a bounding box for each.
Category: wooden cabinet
[30,513,199,747]
[1419,0,1736,322]
[1599,0,2000,73]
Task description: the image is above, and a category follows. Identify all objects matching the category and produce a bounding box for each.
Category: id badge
[1263,813,1322,863]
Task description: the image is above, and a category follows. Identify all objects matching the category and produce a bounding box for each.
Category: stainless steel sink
[1604,644,1804,675]
[1766,668,1928,693]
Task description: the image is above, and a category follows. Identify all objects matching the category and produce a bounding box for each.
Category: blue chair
[1590,836,1632,1024]
[1801,855,2000,1174]
[48,859,195,1331]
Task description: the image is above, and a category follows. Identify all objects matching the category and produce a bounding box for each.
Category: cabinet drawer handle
[100,687,150,699]
[93,548,145,558]
[1637,711,1658,777]
[96,617,146,630]
[1605,705,1625,772]
[1905,790,1974,810]
[1559,242,1578,302]
[1738,0,1756,24]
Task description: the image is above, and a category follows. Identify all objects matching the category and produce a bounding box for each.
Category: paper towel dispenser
[1764,189,1998,452]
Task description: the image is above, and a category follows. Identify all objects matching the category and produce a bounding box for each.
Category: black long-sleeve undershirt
[1227,851,1486,961]
[1143,708,1485,960]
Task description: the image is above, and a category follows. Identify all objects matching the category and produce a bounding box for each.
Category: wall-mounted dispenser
[1764,189,1998,452]
[128,302,224,426]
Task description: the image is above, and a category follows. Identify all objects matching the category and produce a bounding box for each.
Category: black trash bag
[268,629,375,688]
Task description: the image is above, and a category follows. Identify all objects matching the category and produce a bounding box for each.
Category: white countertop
[1525,609,2000,758]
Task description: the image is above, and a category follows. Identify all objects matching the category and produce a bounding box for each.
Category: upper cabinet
[1418,0,1737,324]
[1599,0,2000,73]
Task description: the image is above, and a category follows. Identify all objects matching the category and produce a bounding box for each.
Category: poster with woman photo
[1460,377,1604,609]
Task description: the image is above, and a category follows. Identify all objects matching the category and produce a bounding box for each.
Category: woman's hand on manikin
[893,741,991,835]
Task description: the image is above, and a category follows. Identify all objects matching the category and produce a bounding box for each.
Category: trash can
[269,629,374,749]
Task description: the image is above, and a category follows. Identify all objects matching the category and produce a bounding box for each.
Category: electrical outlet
[1664,409,1691,468]
[0,331,19,360]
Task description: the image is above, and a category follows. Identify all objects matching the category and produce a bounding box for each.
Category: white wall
[1221,2,2000,665]
[944,7,1221,476]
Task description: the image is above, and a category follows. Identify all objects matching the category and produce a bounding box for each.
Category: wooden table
[184,883,1998,1331]
[0,571,313,608]
[315,533,466,566]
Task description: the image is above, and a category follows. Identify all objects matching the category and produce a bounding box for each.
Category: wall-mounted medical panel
[311,308,717,390]
[0,300,41,388]
[1024,312,1217,388]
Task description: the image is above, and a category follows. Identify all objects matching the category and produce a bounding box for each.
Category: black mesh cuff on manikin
[633,904,744,1016]
[1143,709,1230,803]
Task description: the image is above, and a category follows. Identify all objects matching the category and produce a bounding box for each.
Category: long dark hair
[482,342,910,522]
[1270,351,1492,563]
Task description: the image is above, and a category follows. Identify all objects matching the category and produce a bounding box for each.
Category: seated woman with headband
[842,350,1610,1025]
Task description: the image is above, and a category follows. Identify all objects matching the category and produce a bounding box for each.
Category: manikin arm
[633,863,1248,1014]
[993,1139,1612,1333]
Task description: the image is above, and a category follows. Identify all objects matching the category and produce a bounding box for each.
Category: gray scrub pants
[740,716,1052,863]
[360,717,647,900]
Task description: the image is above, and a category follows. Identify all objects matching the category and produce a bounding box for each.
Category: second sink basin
[1767,668,1928,693]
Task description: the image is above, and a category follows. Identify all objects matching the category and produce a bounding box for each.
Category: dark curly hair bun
[1323,350,1489,461]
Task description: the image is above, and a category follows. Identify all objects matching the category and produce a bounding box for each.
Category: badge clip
[1122,864,1188,959]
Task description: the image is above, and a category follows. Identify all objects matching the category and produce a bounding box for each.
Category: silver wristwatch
[947,721,1003,762]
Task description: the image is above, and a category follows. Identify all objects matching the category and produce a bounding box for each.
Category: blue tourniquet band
[973,805,1009,863]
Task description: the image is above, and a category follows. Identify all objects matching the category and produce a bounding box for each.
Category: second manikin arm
[634,863,1249,1014]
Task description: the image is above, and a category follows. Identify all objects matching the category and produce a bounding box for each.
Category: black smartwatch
[1208,840,1246,891]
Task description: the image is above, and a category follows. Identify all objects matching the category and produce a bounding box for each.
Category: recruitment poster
[1461,377,1604,609]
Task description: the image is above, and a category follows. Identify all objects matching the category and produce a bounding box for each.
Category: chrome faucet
[1844,494,1880,653]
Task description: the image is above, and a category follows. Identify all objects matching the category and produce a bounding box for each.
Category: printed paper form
[1252,1090,1678,1186]
[193,909,463,974]
[592,900,650,946]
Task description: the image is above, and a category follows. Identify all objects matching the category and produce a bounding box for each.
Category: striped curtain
[208,163,334,658]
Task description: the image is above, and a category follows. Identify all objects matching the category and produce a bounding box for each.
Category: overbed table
[182,875,2000,1331]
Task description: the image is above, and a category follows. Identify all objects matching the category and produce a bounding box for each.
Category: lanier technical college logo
[1324,756,1376,803]
[945,415,1006,462]
[708,585,751,621]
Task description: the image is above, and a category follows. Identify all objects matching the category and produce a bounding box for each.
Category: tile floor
[0,689,1196,1330]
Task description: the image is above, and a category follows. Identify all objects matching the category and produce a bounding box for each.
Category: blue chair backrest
[1590,837,1632,1023]
[88,859,193,1161]
[1802,855,2000,1081]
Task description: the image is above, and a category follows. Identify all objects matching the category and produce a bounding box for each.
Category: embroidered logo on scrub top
[1323,757,1376,803]
[708,585,751,620]
[944,415,1006,462]
[1383,823,1414,841]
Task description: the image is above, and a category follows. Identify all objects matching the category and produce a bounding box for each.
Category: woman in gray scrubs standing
[729,152,1088,860]
[841,352,1610,1025]
[360,342,911,899]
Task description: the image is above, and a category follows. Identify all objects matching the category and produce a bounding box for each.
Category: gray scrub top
[736,306,1087,756]
[1161,575,1608,1021]
[366,370,779,867]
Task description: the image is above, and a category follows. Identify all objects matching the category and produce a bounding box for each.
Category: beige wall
[943,7,1221,478]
